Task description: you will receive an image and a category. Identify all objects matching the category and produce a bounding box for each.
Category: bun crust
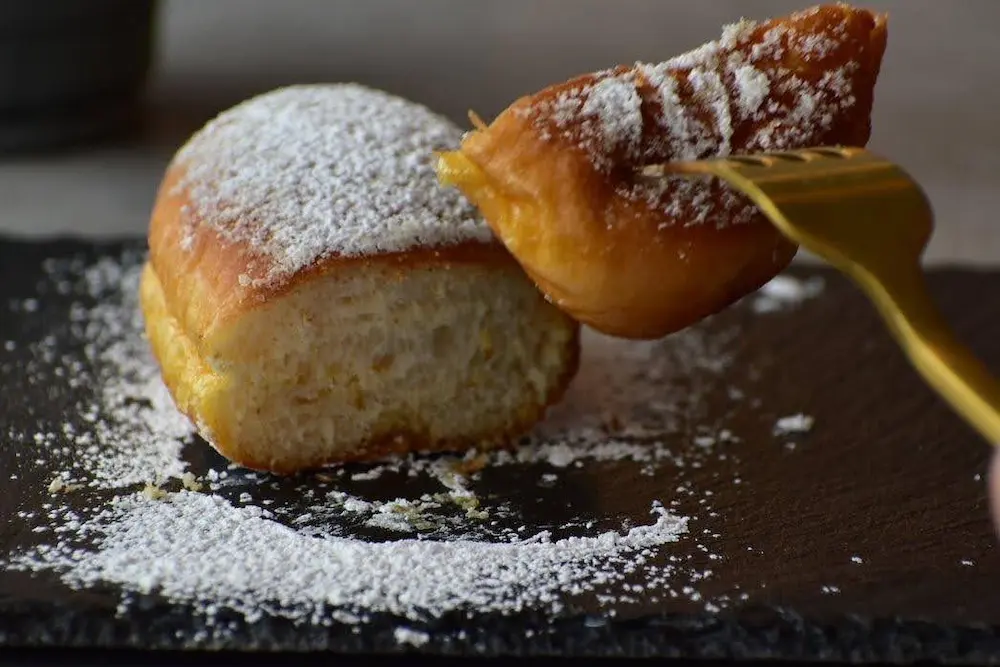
[439,4,888,339]
[142,85,580,473]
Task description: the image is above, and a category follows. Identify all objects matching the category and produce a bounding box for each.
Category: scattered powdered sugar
[773,413,815,436]
[394,627,431,648]
[516,6,874,228]
[173,84,494,286]
[3,250,825,638]
[13,252,195,489]
[12,491,687,624]
[751,275,825,313]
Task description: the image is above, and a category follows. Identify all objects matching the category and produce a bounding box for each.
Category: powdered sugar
[688,68,734,155]
[13,252,194,488]
[751,274,825,313]
[3,249,823,639]
[394,627,431,647]
[578,76,644,160]
[732,64,770,120]
[174,84,494,286]
[516,6,876,229]
[13,491,689,624]
[774,413,815,436]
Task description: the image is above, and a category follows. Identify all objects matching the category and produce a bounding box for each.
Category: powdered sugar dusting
[13,252,195,489]
[752,274,825,313]
[174,84,494,286]
[517,6,875,229]
[732,64,770,120]
[14,491,688,624]
[3,250,823,639]
[773,413,815,436]
[578,76,644,161]
[394,627,430,647]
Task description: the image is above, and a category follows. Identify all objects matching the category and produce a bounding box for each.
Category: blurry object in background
[0,0,158,154]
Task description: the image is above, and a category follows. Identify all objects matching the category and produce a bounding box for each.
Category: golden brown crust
[148,164,509,351]
[439,4,887,339]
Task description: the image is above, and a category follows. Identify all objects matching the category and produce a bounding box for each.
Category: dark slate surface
[1,237,1000,665]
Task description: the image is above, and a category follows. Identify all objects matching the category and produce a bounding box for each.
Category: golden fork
[643,147,1000,445]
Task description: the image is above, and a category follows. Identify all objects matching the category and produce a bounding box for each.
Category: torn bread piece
[439,4,887,339]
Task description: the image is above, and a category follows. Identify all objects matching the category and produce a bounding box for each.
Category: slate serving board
[1,237,1000,665]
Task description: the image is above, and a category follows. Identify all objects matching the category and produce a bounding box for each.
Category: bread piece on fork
[438,4,888,339]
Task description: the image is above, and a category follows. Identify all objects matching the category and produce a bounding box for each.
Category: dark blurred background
[0,0,995,263]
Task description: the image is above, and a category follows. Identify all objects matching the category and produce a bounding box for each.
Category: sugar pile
[19,491,688,625]
[3,249,823,640]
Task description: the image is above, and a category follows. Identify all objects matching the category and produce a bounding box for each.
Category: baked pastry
[140,84,579,473]
[438,4,888,339]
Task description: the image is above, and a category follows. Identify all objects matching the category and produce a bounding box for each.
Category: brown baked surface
[439,4,887,339]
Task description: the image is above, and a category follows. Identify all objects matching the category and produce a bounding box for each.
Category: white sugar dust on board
[3,249,823,641]
[15,491,689,626]
[394,627,431,648]
[5,251,195,489]
[751,275,825,314]
[773,413,815,436]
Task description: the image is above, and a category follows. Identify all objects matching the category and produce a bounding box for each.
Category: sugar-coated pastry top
[436,3,885,340]
[509,4,885,228]
[170,84,494,285]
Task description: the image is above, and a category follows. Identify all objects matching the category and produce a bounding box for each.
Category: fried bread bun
[438,4,887,339]
[141,84,579,473]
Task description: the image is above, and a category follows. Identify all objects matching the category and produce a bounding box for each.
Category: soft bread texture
[438,4,887,340]
[142,84,579,473]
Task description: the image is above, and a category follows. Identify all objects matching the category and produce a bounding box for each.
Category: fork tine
[644,147,934,271]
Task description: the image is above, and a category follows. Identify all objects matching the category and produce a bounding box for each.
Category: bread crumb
[450,452,490,476]
[47,477,83,495]
[142,482,169,501]
[181,472,203,492]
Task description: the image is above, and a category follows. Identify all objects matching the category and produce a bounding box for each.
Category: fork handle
[862,264,1000,445]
